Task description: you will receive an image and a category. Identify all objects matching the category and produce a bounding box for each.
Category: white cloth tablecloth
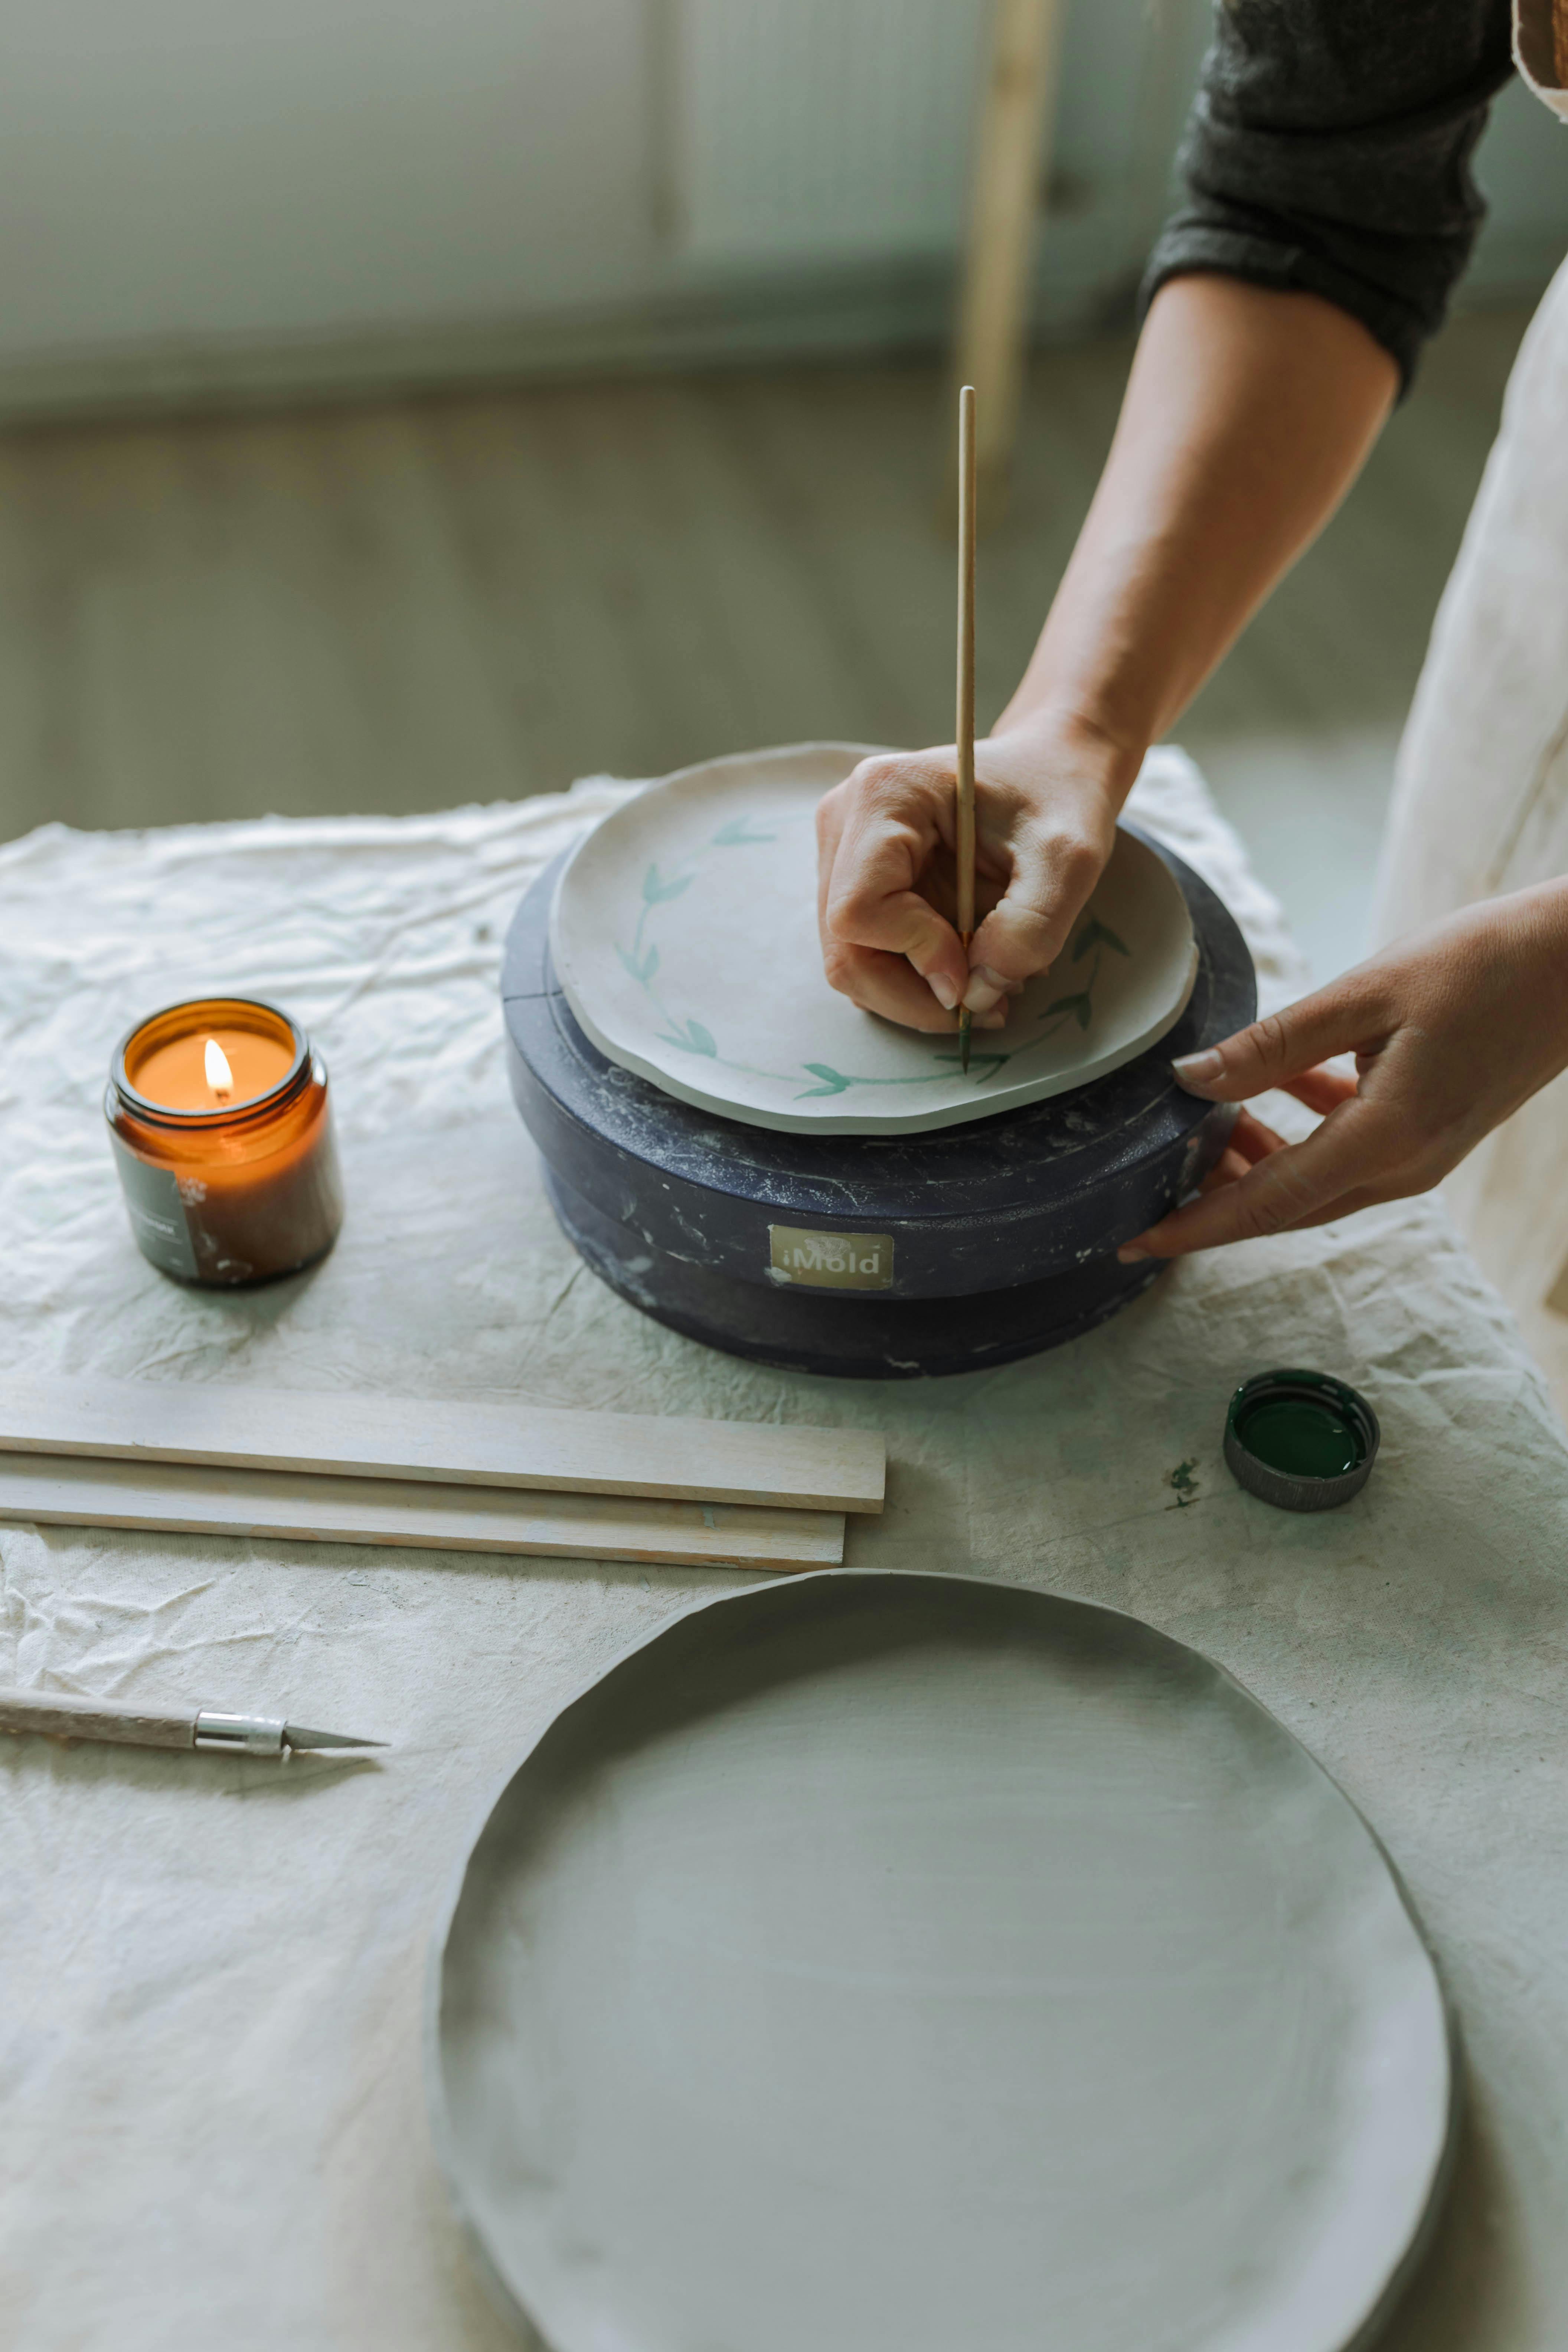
[1,754,1565,2352]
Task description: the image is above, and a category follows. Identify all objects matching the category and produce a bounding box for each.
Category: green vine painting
[614,811,1130,1100]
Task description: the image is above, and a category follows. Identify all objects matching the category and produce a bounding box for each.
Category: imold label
[768,1225,894,1290]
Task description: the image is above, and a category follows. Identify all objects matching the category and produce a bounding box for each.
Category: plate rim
[547,747,1200,1137]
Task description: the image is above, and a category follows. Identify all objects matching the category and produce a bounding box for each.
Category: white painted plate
[431,1572,1454,2352]
[549,743,1199,1134]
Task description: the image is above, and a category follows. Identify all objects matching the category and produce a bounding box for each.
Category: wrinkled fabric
[1,753,1565,2351]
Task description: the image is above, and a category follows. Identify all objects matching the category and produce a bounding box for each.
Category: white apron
[1369,3,1568,1382]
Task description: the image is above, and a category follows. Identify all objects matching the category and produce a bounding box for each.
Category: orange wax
[106,997,343,1287]
[129,1024,296,1113]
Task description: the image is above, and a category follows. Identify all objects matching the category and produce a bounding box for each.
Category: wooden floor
[0,306,1528,846]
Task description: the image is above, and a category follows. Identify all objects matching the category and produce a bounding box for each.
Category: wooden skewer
[956,383,977,1073]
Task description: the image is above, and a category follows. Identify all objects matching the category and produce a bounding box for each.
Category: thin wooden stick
[956,382,977,1073]
[0,1451,846,1572]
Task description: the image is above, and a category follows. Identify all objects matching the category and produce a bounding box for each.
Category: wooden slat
[0,1377,884,1515]
[0,1451,845,1572]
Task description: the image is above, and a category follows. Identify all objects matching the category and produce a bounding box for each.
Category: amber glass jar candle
[105,997,343,1286]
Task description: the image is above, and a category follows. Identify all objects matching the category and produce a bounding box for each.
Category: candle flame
[204,1038,233,1098]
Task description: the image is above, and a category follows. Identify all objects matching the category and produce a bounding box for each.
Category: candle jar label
[107,1138,200,1280]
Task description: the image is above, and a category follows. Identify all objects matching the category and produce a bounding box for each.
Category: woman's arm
[817,276,1396,1030]
[997,273,1398,783]
[817,0,1513,1031]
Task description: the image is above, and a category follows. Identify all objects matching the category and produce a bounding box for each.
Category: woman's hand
[815,720,1135,1033]
[813,281,1399,1041]
[1120,882,1568,1261]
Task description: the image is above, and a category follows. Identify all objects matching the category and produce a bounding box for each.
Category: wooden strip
[0,1452,845,1572]
[954,381,976,1075]
[0,1377,884,1515]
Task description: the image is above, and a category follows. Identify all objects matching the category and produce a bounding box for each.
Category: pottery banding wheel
[502,743,1257,1376]
[431,1572,1453,2352]
[549,745,1199,1136]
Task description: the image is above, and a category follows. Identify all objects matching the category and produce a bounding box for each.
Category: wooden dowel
[0,1451,846,1573]
[956,383,977,1071]
[955,383,977,941]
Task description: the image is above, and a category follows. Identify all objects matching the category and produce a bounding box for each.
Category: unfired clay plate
[548,743,1199,1134]
[430,1571,1453,2352]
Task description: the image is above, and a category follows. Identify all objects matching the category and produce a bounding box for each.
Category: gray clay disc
[429,1572,1453,2352]
[548,743,1199,1136]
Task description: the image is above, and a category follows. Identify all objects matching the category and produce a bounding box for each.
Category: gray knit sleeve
[1140,0,1516,389]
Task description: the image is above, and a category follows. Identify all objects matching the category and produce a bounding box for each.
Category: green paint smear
[1237,1398,1364,1479]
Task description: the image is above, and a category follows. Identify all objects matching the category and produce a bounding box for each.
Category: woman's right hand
[814,718,1138,1033]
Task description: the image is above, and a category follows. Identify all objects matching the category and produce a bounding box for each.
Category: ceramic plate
[430,1572,1453,2352]
[548,744,1199,1134]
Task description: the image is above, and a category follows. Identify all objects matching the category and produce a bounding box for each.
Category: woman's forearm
[997,275,1400,767]
[815,273,1402,1028]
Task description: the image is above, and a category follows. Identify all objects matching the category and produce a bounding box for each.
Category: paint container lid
[1224,1369,1380,1513]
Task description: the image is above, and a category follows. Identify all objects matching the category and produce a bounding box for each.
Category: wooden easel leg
[951,0,1066,530]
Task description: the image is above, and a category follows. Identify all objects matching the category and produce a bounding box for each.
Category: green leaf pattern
[657,1017,718,1057]
[1046,990,1093,1031]
[1072,913,1129,962]
[615,812,1131,1096]
[797,1062,852,1097]
[711,817,777,846]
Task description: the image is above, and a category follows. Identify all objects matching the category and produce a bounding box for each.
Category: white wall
[672,0,988,265]
[0,0,1561,406]
[0,0,659,350]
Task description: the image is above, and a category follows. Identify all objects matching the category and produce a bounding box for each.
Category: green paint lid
[1223,1369,1380,1513]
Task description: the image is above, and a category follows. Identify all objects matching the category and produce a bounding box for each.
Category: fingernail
[927,973,958,1012]
[962,964,1008,1014]
[977,1007,1007,1029]
[1117,1243,1149,1264]
[1172,1048,1223,1089]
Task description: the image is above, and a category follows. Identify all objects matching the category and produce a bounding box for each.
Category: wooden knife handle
[0,1686,197,1749]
